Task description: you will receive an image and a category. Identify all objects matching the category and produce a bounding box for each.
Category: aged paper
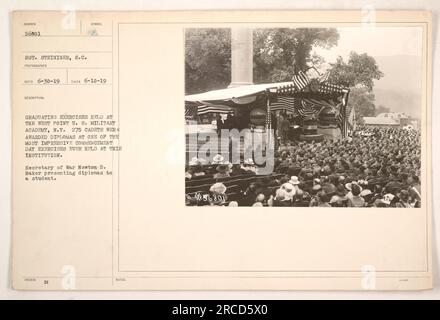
[12,10,432,290]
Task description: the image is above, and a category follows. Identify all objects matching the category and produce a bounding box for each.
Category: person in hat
[214,163,232,179]
[212,154,225,165]
[270,189,291,207]
[240,158,257,175]
[289,176,301,192]
[280,182,296,201]
[186,157,205,179]
[359,189,374,206]
[208,182,227,206]
[188,157,199,166]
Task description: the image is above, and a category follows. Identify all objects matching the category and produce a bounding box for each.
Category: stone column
[228,28,253,88]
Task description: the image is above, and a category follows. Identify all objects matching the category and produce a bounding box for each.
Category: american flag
[185,105,198,118]
[268,97,338,119]
[270,96,296,113]
[336,101,354,138]
[292,71,310,91]
[298,100,325,118]
[197,104,232,115]
[337,107,345,135]
[319,82,345,94]
[266,93,272,130]
[347,106,356,132]
[276,83,296,95]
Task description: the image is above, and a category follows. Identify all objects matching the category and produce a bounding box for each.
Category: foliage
[347,87,376,124]
[328,52,384,121]
[185,28,340,93]
[253,28,339,83]
[185,29,231,94]
[328,52,384,92]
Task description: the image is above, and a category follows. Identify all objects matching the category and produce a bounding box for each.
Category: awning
[185,82,293,103]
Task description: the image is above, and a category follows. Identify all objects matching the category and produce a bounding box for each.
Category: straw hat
[281,183,296,200]
[360,189,372,197]
[243,158,255,166]
[212,154,225,164]
[209,183,227,195]
[289,176,300,185]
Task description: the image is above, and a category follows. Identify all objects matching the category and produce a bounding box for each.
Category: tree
[185,29,231,94]
[328,51,384,92]
[253,28,339,83]
[347,87,376,124]
[185,28,339,93]
[328,52,384,121]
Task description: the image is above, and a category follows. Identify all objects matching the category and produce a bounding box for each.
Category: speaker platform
[299,134,324,142]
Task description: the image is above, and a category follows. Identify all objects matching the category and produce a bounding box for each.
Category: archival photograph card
[11,10,432,290]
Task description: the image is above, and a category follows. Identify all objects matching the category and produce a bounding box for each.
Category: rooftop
[363,117,399,126]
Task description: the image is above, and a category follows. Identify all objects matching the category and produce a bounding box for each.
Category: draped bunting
[184,77,350,137]
[185,101,234,117]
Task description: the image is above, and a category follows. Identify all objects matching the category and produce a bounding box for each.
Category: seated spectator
[347,184,365,207]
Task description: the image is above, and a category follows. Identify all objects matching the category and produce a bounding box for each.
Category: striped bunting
[185,105,198,118]
[197,104,233,115]
[298,100,325,118]
[269,96,343,119]
[292,71,310,91]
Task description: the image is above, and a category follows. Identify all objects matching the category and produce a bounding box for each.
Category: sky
[314,26,423,67]
[313,26,423,118]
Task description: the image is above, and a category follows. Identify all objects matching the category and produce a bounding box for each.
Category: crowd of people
[185,126,422,208]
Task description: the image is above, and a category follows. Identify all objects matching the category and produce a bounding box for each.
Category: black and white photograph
[185,26,423,208]
[5,7,435,295]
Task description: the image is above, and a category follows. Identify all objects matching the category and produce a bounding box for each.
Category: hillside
[372,55,422,118]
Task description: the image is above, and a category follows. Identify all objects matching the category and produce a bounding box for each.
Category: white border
[1,0,439,299]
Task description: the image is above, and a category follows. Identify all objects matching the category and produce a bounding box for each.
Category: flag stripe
[292,71,310,91]
[197,105,233,115]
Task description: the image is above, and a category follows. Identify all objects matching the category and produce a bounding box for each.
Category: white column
[228,28,253,88]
